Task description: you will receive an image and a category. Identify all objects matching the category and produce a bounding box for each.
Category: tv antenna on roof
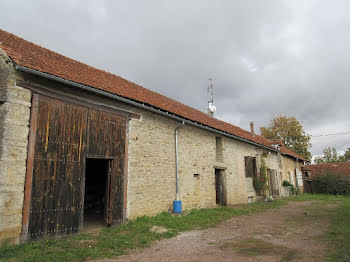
[207,78,216,117]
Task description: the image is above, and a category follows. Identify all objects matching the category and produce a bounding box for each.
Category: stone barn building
[0,29,306,243]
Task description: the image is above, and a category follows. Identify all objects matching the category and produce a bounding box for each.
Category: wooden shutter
[269,169,279,197]
[244,157,257,178]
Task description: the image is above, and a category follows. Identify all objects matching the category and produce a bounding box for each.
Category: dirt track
[98,201,335,262]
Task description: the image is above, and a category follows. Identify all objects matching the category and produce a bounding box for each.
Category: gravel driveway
[96,201,335,262]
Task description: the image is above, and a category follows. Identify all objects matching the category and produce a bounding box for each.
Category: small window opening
[194,173,200,178]
[216,136,223,161]
[244,156,257,178]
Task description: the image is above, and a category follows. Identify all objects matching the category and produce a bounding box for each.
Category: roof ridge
[0,28,306,161]
[309,162,350,166]
[0,29,124,78]
[0,29,228,123]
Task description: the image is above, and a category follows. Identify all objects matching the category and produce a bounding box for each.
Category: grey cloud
[1,0,349,156]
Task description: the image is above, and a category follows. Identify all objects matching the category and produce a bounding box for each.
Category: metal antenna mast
[207,78,216,116]
[208,78,214,104]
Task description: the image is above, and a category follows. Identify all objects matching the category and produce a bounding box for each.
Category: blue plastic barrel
[173,200,182,213]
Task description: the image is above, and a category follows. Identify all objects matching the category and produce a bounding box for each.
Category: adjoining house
[279,143,306,194]
[302,162,350,193]
[0,29,306,243]
[304,162,350,177]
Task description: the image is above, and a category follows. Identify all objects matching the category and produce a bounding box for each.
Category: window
[244,156,257,178]
[216,136,223,161]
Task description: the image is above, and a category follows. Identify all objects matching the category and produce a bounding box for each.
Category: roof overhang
[15,64,278,153]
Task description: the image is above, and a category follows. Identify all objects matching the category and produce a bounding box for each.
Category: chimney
[250,122,255,136]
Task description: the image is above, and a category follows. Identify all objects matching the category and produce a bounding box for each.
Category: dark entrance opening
[84,158,110,228]
[215,169,226,205]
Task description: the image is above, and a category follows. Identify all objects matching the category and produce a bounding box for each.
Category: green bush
[282,180,292,187]
[282,180,296,194]
[253,158,269,197]
[311,172,350,195]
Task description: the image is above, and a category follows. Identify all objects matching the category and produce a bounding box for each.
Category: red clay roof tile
[0,29,306,161]
[305,162,350,177]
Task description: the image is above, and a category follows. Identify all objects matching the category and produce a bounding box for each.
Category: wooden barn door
[28,95,88,239]
[23,92,127,240]
[87,108,126,226]
[215,169,227,206]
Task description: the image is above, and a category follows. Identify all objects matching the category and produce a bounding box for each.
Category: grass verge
[0,194,348,261]
[293,194,350,262]
[0,199,287,261]
[324,195,350,262]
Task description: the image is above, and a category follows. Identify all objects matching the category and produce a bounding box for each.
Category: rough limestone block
[1,124,29,145]
[0,212,22,229]
[0,188,25,208]
[0,226,21,243]
[0,144,28,163]
[0,58,30,241]
[2,102,31,126]
[0,162,26,184]
[6,85,32,107]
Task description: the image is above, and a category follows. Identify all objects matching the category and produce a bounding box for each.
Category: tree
[344,148,350,162]
[260,116,311,160]
[314,147,344,164]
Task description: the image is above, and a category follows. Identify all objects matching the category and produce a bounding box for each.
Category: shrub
[282,180,292,187]
[253,158,269,197]
[311,172,350,195]
[282,180,296,195]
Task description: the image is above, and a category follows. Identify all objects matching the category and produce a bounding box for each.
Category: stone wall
[127,121,282,217]
[17,76,279,218]
[0,50,31,243]
[281,155,304,194]
[0,62,295,241]
[281,155,302,185]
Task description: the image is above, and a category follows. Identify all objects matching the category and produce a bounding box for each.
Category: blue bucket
[173,200,182,213]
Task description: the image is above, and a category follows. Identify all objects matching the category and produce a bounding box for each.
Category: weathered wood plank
[21,93,39,242]
[28,95,88,239]
[25,93,127,239]
[87,108,126,226]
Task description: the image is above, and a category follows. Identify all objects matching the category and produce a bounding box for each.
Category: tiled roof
[267,141,306,161]
[281,146,305,160]
[0,29,306,160]
[305,162,350,177]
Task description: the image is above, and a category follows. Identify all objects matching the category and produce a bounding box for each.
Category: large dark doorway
[84,158,110,228]
[215,169,226,206]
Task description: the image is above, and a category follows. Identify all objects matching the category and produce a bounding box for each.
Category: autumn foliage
[260,116,311,160]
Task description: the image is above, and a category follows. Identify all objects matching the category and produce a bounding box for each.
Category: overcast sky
[1,0,349,157]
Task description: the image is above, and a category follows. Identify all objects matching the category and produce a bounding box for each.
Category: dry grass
[221,238,298,261]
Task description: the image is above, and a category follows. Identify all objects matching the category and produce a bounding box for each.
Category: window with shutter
[244,156,257,178]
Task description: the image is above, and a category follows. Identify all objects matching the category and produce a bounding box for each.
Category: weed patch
[324,196,350,262]
[221,238,297,261]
